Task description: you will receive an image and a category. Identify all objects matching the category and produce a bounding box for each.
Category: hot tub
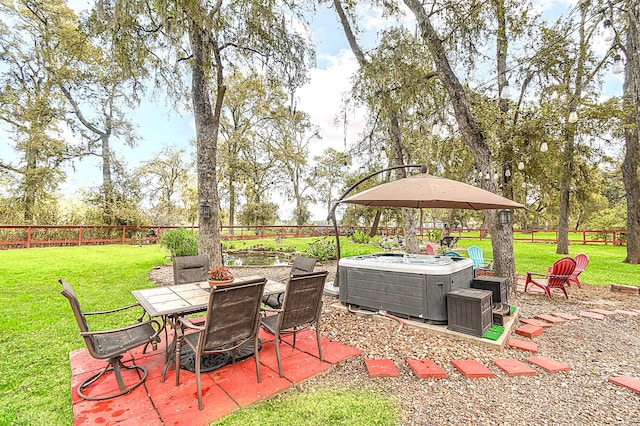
[338,253,473,324]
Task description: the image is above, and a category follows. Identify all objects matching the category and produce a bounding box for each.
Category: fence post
[121,226,126,244]
[78,226,83,246]
[27,226,32,248]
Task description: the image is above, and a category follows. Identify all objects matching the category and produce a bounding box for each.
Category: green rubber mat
[483,324,505,340]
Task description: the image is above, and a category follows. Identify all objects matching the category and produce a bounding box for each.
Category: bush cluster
[160,228,198,257]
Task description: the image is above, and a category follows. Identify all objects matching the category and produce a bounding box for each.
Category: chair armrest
[84,303,143,316]
[178,317,205,331]
[526,271,550,278]
[80,318,161,337]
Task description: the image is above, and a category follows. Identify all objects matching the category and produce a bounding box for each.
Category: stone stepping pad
[520,318,552,328]
[580,311,605,320]
[515,324,544,338]
[407,359,447,379]
[609,376,640,394]
[552,312,581,321]
[534,314,566,324]
[451,360,495,378]
[589,308,616,316]
[525,356,571,373]
[508,338,539,353]
[365,359,399,377]
[493,358,537,377]
[614,309,639,316]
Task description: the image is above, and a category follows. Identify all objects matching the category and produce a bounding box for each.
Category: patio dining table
[131,275,285,381]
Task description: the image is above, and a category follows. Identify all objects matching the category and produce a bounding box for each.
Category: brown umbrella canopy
[341,173,525,210]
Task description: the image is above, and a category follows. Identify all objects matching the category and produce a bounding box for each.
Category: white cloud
[297,49,366,159]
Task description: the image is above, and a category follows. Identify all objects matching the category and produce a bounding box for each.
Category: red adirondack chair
[568,253,589,288]
[546,253,589,288]
[425,244,436,255]
[525,257,576,299]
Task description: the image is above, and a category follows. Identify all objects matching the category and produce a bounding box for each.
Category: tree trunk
[369,211,381,237]
[404,0,517,290]
[333,0,419,253]
[228,179,236,232]
[622,4,640,264]
[390,116,420,254]
[189,16,223,267]
[556,129,576,255]
[557,6,588,255]
[23,148,37,223]
[101,134,114,224]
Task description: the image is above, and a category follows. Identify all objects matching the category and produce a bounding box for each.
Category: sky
[3,0,623,222]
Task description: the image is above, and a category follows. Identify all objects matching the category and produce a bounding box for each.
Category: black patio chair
[261,271,329,377]
[59,279,161,401]
[262,255,317,308]
[172,255,209,284]
[439,236,460,248]
[175,277,267,410]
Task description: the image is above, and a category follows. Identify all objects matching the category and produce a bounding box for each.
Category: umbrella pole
[328,164,427,287]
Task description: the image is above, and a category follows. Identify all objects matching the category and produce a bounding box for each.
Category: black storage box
[471,275,508,304]
[446,288,493,337]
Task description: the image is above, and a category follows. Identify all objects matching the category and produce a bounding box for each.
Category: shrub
[351,229,370,244]
[377,236,400,250]
[302,237,337,261]
[423,229,441,242]
[160,228,198,257]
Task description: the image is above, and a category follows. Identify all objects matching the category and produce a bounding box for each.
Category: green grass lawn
[0,240,637,425]
[456,240,638,286]
[0,244,395,426]
[0,245,169,426]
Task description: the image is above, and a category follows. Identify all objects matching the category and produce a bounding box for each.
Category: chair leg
[315,322,323,362]
[175,333,182,386]
[275,330,283,377]
[561,286,569,299]
[254,336,262,383]
[77,355,147,401]
[195,351,203,410]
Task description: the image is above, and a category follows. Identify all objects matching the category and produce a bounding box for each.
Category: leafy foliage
[238,201,279,226]
[302,237,338,261]
[350,229,370,244]
[159,228,198,257]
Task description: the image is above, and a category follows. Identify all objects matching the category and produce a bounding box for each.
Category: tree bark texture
[403,0,518,290]
[188,14,223,267]
[333,0,420,253]
[556,7,588,255]
[622,2,640,264]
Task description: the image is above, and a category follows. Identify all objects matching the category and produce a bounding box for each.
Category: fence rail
[0,224,627,249]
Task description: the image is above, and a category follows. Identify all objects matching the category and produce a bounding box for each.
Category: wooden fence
[0,224,627,249]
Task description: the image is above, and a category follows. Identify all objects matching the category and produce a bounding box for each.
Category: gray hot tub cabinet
[338,254,474,324]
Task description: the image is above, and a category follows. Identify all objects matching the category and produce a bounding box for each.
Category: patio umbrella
[340,173,524,210]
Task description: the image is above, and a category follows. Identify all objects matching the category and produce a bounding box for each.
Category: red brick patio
[68,329,362,425]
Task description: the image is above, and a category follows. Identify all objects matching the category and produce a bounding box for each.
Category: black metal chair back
[173,255,209,284]
[261,271,329,377]
[175,277,267,410]
[59,279,160,401]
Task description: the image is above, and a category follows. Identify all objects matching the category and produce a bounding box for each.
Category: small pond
[224,251,293,266]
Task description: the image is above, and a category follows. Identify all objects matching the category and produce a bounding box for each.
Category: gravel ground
[149,261,640,425]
